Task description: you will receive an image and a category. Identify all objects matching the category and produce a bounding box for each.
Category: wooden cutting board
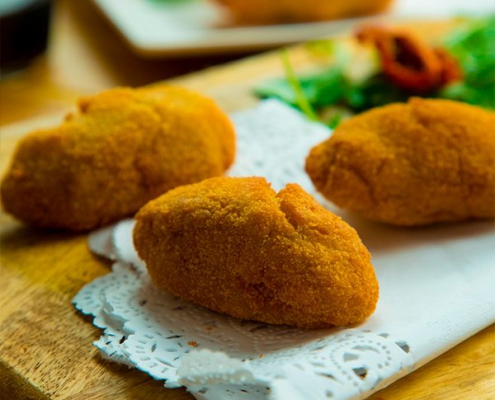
[1,20,494,400]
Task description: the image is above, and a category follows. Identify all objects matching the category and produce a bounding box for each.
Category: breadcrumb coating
[306,98,495,226]
[133,176,379,329]
[1,85,235,231]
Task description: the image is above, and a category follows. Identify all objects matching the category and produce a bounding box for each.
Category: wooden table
[1,1,494,399]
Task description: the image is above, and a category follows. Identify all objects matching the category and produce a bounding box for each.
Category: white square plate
[91,0,495,57]
[91,0,392,57]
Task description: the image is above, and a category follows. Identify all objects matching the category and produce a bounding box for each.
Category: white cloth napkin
[74,100,495,400]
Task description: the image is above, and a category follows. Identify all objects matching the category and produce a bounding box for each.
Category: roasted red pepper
[356,25,463,93]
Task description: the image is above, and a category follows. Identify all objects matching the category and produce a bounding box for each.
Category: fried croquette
[306,98,495,226]
[212,0,394,25]
[1,85,236,231]
[133,176,379,329]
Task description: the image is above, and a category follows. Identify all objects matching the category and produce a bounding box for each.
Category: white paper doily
[74,100,495,400]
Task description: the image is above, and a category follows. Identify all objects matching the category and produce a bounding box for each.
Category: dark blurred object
[0,0,52,75]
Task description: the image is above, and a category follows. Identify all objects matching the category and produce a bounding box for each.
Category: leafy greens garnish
[254,17,495,128]
[439,17,495,109]
[279,50,319,122]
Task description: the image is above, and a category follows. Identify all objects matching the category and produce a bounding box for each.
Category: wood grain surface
[1,1,494,399]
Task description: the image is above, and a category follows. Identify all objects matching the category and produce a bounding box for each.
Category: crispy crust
[305,98,495,226]
[0,85,236,231]
[133,176,379,329]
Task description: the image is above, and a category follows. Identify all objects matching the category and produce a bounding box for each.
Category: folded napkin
[74,100,495,400]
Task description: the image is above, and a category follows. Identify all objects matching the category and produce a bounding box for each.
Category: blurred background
[0,0,493,126]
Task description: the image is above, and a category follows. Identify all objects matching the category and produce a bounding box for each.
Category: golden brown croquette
[306,98,495,226]
[1,85,236,231]
[133,176,379,329]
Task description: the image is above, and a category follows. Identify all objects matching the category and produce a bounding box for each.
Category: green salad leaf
[279,50,319,121]
[255,64,347,110]
[254,17,495,127]
[439,17,495,109]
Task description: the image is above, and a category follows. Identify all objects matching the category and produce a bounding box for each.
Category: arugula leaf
[255,66,346,108]
[254,17,495,125]
[345,75,412,111]
[326,112,343,129]
[279,50,320,121]
[441,17,495,109]
[438,80,495,109]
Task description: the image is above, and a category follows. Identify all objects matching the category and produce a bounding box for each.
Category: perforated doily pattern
[226,100,330,194]
[74,100,491,400]
[78,221,413,399]
[74,101,414,399]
